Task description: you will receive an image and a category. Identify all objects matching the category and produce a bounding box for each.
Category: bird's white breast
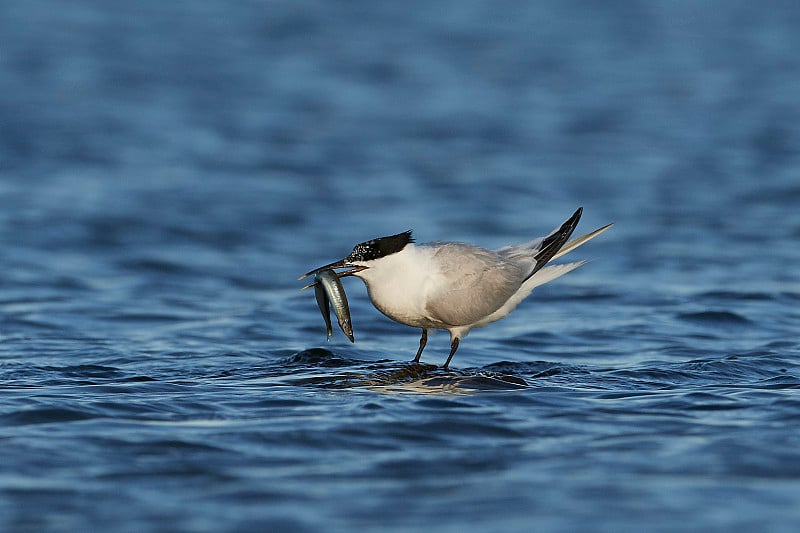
[353,244,445,328]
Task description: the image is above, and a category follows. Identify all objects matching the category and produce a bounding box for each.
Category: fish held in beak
[298,258,367,281]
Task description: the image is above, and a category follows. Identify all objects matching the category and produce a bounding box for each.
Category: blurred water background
[2,1,800,531]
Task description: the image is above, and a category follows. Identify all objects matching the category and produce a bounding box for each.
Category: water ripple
[2,1,800,531]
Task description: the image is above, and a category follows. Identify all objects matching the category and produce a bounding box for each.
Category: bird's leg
[442,337,460,370]
[413,328,428,363]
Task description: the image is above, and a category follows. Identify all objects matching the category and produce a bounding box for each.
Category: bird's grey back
[423,242,527,326]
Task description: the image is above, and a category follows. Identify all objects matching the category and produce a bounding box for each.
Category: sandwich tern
[300,207,612,369]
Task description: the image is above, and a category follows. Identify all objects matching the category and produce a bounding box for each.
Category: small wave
[677,310,751,325]
[1,407,96,426]
[37,364,123,378]
[698,290,774,301]
[280,348,359,368]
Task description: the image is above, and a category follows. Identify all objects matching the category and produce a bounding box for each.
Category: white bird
[300,208,612,369]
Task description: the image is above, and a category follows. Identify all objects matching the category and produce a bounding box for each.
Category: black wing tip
[554,208,583,241]
[525,208,584,281]
[562,208,583,234]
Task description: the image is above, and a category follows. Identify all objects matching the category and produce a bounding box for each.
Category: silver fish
[303,269,354,342]
[318,269,354,342]
[314,276,333,340]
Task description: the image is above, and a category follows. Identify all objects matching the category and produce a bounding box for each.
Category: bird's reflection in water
[281,349,528,393]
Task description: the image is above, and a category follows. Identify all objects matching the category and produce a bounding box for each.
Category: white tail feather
[551,223,614,262]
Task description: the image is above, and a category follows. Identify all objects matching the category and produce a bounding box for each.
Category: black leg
[413,328,428,363]
[442,337,459,370]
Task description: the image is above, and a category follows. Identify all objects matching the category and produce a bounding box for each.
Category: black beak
[298,258,368,281]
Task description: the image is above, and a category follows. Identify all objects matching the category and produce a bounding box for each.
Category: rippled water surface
[2,1,800,531]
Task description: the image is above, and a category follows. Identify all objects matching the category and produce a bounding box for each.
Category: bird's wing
[494,207,583,266]
[522,207,583,281]
[494,236,544,257]
[424,243,525,326]
[472,260,587,328]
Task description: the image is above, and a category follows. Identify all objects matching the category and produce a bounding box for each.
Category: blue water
[2,1,800,531]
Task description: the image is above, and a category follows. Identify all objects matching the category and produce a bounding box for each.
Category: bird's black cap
[348,230,414,262]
